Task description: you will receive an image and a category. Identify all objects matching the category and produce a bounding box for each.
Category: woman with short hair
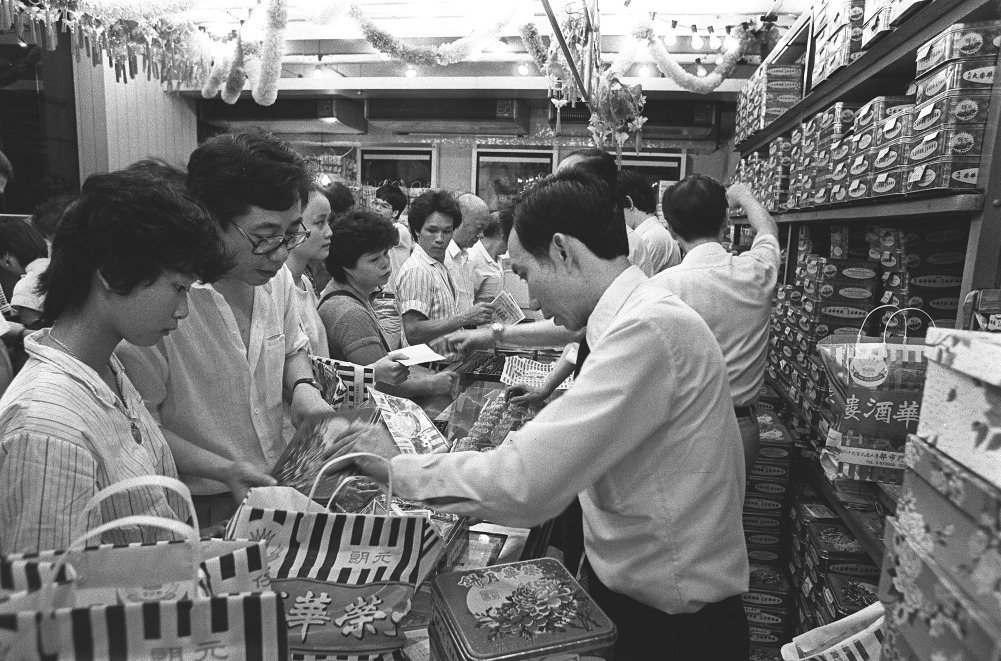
[319,208,456,399]
[0,168,231,554]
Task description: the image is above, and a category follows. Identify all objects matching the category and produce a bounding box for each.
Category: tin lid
[747,563,792,601]
[807,522,867,558]
[824,572,879,617]
[431,558,616,660]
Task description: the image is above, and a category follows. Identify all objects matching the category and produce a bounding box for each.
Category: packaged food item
[744,563,794,611]
[913,89,993,135]
[847,177,869,200]
[905,156,980,192]
[853,95,914,132]
[915,19,1001,77]
[805,523,877,577]
[914,55,998,105]
[873,108,913,146]
[819,101,865,141]
[870,168,906,197]
[907,124,986,163]
[820,573,879,621]
[889,0,931,26]
[861,5,893,49]
[848,151,873,177]
[871,140,908,172]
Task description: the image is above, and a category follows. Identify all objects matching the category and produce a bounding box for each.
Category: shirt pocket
[261,332,286,410]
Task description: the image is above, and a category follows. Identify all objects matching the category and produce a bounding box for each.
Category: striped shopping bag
[226,456,442,658]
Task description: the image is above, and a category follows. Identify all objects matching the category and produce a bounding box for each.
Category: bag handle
[82,475,199,535]
[308,453,394,505]
[40,516,202,614]
[856,304,901,346]
[882,306,936,344]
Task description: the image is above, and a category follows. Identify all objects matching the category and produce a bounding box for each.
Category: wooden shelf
[730,192,984,225]
[736,0,993,155]
[806,462,886,565]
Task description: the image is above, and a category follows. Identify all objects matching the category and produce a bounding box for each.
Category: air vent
[198,98,367,134]
[549,99,718,140]
[365,98,530,135]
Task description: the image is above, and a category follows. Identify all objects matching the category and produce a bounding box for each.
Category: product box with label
[806,523,878,576]
[819,572,879,622]
[905,156,980,192]
[873,109,914,147]
[913,89,992,133]
[896,435,1001,617]
[907,123,986,164]
[745,563,795,612]
[914,55,998,105]
[429,558,616,660]
[919,328,1001,489]
[879,518,1001,661]
[870,168,907,197]
[871,140,908,173]
[862,5,894,49]
[854,96,914,133]
[819,101,865,142]
[915,20,1001,77]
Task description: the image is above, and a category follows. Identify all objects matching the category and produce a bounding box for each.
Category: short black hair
[375,184,408,218]
[407,190,462,239]
[0,150,12,181]
[127,158,187,186]
[497,206,515,242]
[30,195,76,240]
[0,217,47,268]
[514,169,628,261]
[561,148,617,190]
[323,182,355,215]
[186,130,314,229]
[326,208,398,283]
[661,174,728,242]
[617,169,657,214]
[40,169,230,322]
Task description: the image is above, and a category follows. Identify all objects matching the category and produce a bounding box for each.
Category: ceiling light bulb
[665,20,678,46]
[724,26,739,51]
[312,65,323,78]
[690,26,704,49]
[17,37,28,48]
[638,65,651,77]
[518,63,530,76]
[405,67,418,78]
[695,59,708,77]
[379,52,391,61]
[708,26,722,50]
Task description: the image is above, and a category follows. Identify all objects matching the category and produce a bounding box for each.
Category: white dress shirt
[634,217,682,273]
[445,239,476,313]
[468,239,503,304]
[11,257,49,313]
[385,222,414,296]
[391,267,748,613]
[0,332,185,554]
[290,270,329,359]
[117,266,309,495]
[395,244,459,356]
[626,227,656,277]
[651,233,781,407]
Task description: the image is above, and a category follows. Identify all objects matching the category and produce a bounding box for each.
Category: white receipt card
[491,290,526,325]
[394,344,445,366]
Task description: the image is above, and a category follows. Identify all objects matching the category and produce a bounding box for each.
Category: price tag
[908,166,926,184]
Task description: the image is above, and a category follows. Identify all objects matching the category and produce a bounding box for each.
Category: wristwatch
[292,378,321,394]
[491,322,505,347]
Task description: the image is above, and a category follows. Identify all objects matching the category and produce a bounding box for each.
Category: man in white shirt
[446,193,491,313]
[618,169,681,272]
[651,176,781,474]
[370,184,412,349]
[396,190,492,356]
[118,132,377,526]
[468,211,507,304]
[354,169,750,660]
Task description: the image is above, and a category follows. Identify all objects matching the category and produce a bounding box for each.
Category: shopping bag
[781,601,885,660]
[816,307,931,483]
[226,454,443,658]
[7,476,272,605]
[0,515,288,661]
[0,558,76,616]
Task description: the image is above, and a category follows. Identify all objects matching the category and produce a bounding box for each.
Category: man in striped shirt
[396,191,493,357]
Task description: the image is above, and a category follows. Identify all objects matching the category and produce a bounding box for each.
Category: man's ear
[95,269,114,291]
[549,233,576,272]
[624,195,635,210]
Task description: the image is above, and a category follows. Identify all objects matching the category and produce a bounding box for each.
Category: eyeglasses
[233,220,311,255]
[371,199,394,212]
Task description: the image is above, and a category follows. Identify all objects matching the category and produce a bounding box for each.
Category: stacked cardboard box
[737,64,805,144]
[878,329,1001,659]
[812,0,867,87]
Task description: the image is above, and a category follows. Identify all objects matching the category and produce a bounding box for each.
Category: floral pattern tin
[429,559,615,660]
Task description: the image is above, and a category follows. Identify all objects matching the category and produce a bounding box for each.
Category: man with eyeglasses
[118,131,381,526]
[369,184,412,349]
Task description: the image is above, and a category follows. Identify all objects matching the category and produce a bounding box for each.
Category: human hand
[725,182,755,209]
[430,371,459,396]
[462,303,495,327]
[506,383,552,406]
[326,420,399,483]
[446,328,493,356]
[224,461,278,504]
[372,351,411,385]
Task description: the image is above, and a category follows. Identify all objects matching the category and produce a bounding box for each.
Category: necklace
[49,330,144,446]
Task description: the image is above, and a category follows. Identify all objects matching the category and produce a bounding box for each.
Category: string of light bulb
[659,19,743,51]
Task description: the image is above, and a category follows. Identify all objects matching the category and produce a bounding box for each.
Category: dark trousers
[585,561,750,661]
[192,492,238,531]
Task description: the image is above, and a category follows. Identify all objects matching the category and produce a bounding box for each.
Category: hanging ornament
[222,35,245,104]
[551,96,568,133]
[639,22,752,95]
[75,0,197,23]
[310,0,351,26]
[253,0,288,106]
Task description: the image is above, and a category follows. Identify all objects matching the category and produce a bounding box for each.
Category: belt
[734,405,756,418]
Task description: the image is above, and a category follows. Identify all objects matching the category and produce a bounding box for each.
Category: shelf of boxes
[729,191,983,224]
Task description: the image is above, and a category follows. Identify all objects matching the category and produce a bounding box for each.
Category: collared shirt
[317,281,391,360]
[0,332,185,554]
[626,226,656,277]
[392,267,748,614]
[468,239,503,304]
[651,233,781,407]
[445,240,476,313]
[117,266,309,495]
[290,271,329,359]
[395,244,458,356]
[385,221,414,296]
[634,217,681,273]
[11,257,49,313]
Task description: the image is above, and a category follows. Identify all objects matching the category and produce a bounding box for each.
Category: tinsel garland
[222,34,245,104]
[201,46,231,98]
[638,22,753,95]
[310,1,350,26]
[519,22,547,72]
[76,0,194,23]
[253,0,287,106]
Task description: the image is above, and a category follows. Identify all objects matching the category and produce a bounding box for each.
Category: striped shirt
[445,240,475,313]
[396,244,458,356]
[0,332,186,554]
